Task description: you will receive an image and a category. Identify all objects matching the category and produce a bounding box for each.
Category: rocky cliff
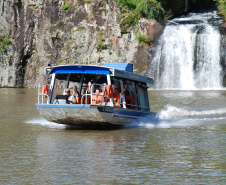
[220,22,226,86]
[0,0,162,88]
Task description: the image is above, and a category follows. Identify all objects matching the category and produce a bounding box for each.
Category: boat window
[68,74,83,83]
[50,74,67,103]
[55,74,67,85]
[111,78,149,111]
[111,79,121,91]
[120,80,139,109]
[136,83,150,111]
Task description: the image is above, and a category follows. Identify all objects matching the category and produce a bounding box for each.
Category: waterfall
[149,10,224,90]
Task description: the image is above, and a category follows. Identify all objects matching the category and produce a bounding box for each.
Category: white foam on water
[25,117,66,129]
[158,105,226,120]
[129,105,226,129]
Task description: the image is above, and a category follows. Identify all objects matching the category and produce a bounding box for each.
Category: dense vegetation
[116,0,225,21]
[116,0,166,20]
[215,0,226,19]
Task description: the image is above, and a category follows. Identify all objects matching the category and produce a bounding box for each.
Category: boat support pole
[65,74,70,90]
[119,79,126,108]
[78,74,84,94]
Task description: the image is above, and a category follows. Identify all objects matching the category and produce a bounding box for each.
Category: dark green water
[0,89,225,184]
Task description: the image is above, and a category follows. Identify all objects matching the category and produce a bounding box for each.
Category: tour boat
[36,63,156,127]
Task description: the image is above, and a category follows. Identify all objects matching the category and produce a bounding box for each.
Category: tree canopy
[116,0,225,20]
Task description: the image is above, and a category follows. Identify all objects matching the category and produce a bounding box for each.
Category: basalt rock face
[0,0,162,88]
[220,22,226,86]
[0,0,15,87]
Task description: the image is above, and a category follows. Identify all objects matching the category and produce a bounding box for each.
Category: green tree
[116,0,165,20]
[214,0,226,19]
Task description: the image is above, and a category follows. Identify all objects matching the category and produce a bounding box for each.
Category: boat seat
[53,95,68,104]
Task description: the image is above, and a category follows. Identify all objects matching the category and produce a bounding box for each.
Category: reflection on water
[0,89,225,184]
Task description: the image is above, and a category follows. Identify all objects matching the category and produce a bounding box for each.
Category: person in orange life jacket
[113,88,121,107]
[87,81,92,94]
[65,88,76,104]
[81,82,92,104]
[101,83,110,103]
[72,85,82,104]
[115,82,121,93]
[92,86,103,105]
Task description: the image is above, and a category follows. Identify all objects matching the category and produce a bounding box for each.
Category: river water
[0,88,225,184]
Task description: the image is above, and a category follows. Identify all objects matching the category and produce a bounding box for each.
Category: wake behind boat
[36,63,156,127]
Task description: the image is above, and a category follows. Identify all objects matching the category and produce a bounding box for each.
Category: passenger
[133,88,141,100]
[81,82,92,104]
[115,82,121,92]
[121,85,139,109]
[87,81,92,94]
[113,88,121,107]
[121,85,132,108]
[82,88,90,104]
[102,83,109,103]
[72,85,81,104]
[92,86,103,105]
[65,88,76,104]
[131,89,141,109]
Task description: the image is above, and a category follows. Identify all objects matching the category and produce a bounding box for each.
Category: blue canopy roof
[52,65,110,75]
[47,64,153,84]
[103,63,133,72]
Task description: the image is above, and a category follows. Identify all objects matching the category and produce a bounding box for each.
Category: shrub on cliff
[120,12,141,33]
[62,0,73,11]
[0,37,10,54]
[136,31,152,47]
[214,0,226,19]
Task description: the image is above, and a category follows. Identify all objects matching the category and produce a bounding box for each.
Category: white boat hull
[36,104,155,127]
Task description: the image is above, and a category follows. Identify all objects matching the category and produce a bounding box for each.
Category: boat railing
[120,102,138,108]
[38,83,50,104]
[138,106,149,111]
[120,101,149,111]
[81,93,91,105]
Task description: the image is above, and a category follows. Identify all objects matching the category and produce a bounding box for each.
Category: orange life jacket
[92,92,103,105]
[82,95,90,104]
[76,96,81,104]
[42,85,49,98]
[113,93,121,107]
[126,96,134,109]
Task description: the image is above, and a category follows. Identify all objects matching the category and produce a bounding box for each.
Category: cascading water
[149,10,224,90]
